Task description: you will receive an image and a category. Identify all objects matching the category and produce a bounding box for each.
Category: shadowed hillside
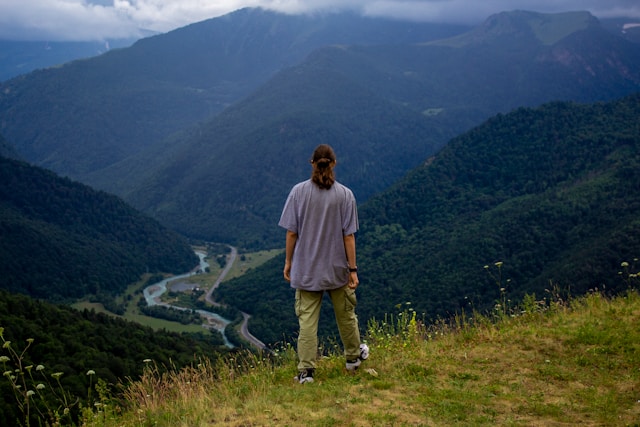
[0,290,228,426]
[0,155,198,303]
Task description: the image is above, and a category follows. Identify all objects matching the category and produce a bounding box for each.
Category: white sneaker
[293,369,314,384]
[346,343,369,371]
[359,343,370,360]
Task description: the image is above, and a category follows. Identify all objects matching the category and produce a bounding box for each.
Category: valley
[72,245,281,349]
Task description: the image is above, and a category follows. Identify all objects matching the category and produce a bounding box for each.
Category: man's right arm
[283,230,298,282]
[343,233,359,289]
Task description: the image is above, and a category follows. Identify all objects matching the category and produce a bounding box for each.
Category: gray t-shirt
[278,179,359,291]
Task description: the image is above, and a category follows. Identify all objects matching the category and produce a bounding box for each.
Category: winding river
[143,251,235,347]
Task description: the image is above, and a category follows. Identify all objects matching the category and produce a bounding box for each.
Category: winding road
[143,246,265,351]
[204,246,237,306]
[204,246,266,350]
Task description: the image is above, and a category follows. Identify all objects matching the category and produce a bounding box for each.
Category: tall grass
[72,289,640,426]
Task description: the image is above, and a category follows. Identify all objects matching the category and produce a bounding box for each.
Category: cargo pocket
[294,289,301,318]
[345,288,357,312]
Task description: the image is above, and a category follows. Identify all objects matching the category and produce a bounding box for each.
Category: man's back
[279,179,358,290]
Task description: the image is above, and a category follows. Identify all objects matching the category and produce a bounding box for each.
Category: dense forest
[0,155,198,303]
[215,94,640,344]
[0,290,228,426]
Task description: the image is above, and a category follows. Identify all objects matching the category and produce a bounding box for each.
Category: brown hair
[310,144,336,189]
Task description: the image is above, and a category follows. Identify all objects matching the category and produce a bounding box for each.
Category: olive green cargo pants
[295,285,361,371]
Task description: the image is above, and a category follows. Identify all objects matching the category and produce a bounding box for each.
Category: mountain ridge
[0,8,469,179]
[426,10,599,47]
[1,9,639,250]
[0,38,139,82]
[94,9,640,247]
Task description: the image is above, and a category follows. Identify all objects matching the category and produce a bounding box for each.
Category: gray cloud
[0,0,639,41]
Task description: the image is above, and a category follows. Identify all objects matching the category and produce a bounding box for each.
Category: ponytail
[310,145,336,189]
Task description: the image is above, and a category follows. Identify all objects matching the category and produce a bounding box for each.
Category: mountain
[0,8,469,180]
[215,93,640,345]
[0,38,139,82]
[99,10,640,247]
[1,9,639,249]
[0,155,198,304]
[103,61,451,247]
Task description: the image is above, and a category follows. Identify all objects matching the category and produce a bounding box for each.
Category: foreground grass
[82,291,640,427]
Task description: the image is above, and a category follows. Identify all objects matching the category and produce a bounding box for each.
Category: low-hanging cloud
[0,0,639,41]
[358,0,640,22]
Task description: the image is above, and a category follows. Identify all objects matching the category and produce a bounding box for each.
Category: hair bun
[316,158,331,168]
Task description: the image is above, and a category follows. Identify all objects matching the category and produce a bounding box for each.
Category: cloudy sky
[1,0,639,41]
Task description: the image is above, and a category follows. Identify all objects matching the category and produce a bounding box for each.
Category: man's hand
[348,271,359,289]
[284,231,297,283]
[283,262,292,282]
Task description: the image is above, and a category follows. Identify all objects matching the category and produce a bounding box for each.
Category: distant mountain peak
[428,10,598,47]
[491,10,597,44]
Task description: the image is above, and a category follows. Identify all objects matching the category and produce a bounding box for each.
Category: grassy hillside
[431,10,598,47]
[60,289,640,426]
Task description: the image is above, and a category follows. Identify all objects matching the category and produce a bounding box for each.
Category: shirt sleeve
[278,187,298,233]
[342,188,359,236]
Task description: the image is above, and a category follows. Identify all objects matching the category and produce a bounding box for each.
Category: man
[279,144,369,384]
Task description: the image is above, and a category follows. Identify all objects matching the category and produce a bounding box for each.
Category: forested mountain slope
[108,10,640,247]
[110,63,448,248]
[0,290,226,426]
[216,93,640,344]
[0,155,197,303]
